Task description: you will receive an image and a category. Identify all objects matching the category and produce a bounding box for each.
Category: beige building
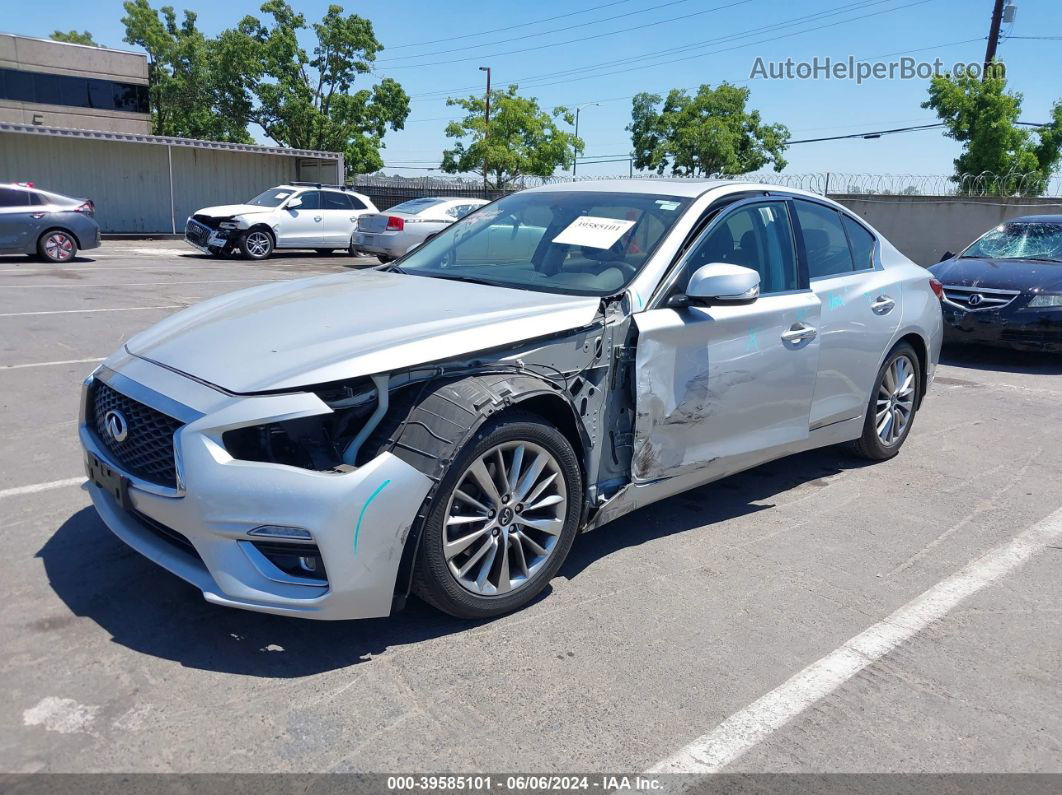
[0,32,150,134]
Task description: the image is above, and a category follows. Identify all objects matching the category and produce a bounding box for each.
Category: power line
[378,0,696,62]
[404,0,912,99]
[384,0,636,49]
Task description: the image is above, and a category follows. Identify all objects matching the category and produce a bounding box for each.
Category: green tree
[223,0,410,173]
[50,30,101,47]
[441,85,582,188]
[121,0,253,142]
[923,63,1062,195]
[628,82,789,177]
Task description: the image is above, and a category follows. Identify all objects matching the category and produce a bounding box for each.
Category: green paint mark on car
[353,479,391,557]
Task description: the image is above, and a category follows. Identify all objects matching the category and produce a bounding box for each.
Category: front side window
[0,188,30,208]
[397,191,691,296]
[962,221,1062,262]
[681,202,799,295]
[293,190,320,210]
[794,201,855,278]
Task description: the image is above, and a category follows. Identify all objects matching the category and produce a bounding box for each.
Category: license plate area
[87,452,131,510]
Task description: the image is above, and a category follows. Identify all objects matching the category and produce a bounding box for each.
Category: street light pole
[572,102,599,178]
[479,66,491,190]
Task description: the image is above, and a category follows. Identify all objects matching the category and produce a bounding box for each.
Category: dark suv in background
[0,182,101,262]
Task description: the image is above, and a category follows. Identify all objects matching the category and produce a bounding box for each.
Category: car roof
[521,177,825,202]
[1006,215,1062,224]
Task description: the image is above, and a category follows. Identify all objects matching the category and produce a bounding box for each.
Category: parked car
[184,182,377,260]
[0,182,100,262]
[81,179,942,621]
[930,215,1062,352]
[353,197,490,262]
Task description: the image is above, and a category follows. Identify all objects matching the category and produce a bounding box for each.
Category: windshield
[247,188,295,207]
[390,198,448,214]
[395,190,691,296]
[962,221,1062,261]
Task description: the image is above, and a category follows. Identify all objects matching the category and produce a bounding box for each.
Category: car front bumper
[79,354,432,620]
[941,303,1062,353]
[184,218,234,254]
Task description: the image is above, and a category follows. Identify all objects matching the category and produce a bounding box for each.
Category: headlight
[219,221,239,229]
[1027,293,1062,308]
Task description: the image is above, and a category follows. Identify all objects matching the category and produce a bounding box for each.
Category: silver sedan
[80,179,943,621]
[353,197,489,261]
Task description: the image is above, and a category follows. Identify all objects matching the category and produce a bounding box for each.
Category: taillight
[76,200,95,216]
[385,216,404,231]
[929,277,944,300]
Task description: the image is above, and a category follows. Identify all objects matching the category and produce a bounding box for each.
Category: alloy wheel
[876,353,916,446]
[443,440,567,597]
[244,231,271,258]
[44,232,74,262]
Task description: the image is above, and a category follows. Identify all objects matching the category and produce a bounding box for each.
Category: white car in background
[185,183,377,260]
[354,197,490,262]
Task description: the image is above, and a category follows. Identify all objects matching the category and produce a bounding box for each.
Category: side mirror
[672,263,760,307]
[285,196,303,209]
[938,250,955,262]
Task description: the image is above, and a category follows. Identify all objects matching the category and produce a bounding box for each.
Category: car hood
[124,270,601,393]
[194,204,274,219]
[929,257,1062,292]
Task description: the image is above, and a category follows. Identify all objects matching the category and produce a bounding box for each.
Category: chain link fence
[352,171,1062,208]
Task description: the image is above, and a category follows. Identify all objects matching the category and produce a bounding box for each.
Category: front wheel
[239,228,273,260]
[38,230,77,263]
[852,342,920,460]
[413,412,582,619]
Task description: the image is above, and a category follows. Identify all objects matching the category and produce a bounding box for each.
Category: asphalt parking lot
[1,240,1060,775]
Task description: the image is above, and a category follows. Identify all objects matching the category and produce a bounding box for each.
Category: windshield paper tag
[552,216,636,249]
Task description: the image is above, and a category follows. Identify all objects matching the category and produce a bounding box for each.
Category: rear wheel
[852,342,920,460]
[37,230,77,263]
[413,412,582,619]
[376,254,393,264]
[239,228,273,260]
[314,248,334,255]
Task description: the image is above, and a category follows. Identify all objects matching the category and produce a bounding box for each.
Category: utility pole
[479,66,491,190]
[572,102,599,178]
[983,0,1005,79]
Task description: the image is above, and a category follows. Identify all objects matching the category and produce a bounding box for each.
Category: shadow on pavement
[0,255,97,265]
[40,446,868,677]
[940,344,1062,375]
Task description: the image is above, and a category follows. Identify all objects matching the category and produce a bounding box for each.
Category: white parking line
[0,279,283,289]
[0,357,103,370]
[0,477,85,500]
[647,504,1062,777]
[0,305,182,317]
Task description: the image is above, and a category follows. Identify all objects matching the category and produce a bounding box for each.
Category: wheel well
[38,227,80,249]
[246,224,275,243]
[513,393,586,470]
[895,332,929,408]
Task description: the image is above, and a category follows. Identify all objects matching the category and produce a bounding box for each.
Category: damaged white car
[81,179,943,620]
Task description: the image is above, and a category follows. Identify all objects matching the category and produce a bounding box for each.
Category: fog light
[248,525,312,540]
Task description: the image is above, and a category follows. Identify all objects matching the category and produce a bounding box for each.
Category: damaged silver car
[80,179,943,620]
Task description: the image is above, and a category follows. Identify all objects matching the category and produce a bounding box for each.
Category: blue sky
[11,0,1062,177]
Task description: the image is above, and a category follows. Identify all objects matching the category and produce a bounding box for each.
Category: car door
[318,190,356,246]
[276,189,322,248]
[792,200,901,430]
[0,187,35,251]
[632,198,822,483]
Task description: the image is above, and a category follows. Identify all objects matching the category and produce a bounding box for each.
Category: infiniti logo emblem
[104,409,129,443]
[968,293,984,307]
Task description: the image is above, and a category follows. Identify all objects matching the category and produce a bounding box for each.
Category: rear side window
[321,191,349,210]
[841,214,876,270]
[0,188,30,207]
[794,201,854,278]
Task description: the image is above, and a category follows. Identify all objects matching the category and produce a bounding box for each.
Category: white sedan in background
[353,197,490,262]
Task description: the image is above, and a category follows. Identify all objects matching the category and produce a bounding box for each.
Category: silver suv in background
[0,182,101,262]
[354,197,489,262]
[185,182,377,260]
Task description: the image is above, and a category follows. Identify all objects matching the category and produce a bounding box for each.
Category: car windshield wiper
[417,272,507,289]
[1017,256,1062,263]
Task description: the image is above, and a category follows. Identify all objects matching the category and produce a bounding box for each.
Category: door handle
[781,323,817,344]
[313,215,322,222]
[350,216,358,222]
[871,295,895,315]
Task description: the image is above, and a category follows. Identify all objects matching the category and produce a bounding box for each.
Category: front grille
[133,510,202,562]
[191,214,220,229]
[942,284,1020,311]
[92,381,183,488]
[185,219,209,247]
[1002,328,1062,343]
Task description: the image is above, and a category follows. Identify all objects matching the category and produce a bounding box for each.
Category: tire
[239,228,273,260]
[37,230,77,263]
[376,254,393,264]
[314,248,334,255]
[412,410,583,619]
[852,342,920,461]
[207,246,229,258]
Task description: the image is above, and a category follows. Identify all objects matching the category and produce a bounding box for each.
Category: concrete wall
[0,34,150,134]
[0,131,341,232]
[834,194,1062,266]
